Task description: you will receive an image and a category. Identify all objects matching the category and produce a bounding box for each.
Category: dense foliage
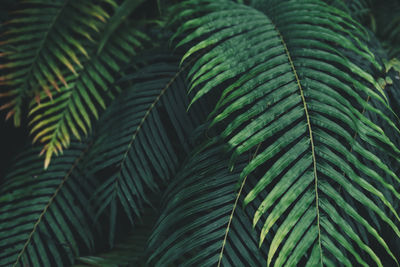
[1,0,400,266]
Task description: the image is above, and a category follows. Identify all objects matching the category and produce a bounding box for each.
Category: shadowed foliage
[1,0,400,266]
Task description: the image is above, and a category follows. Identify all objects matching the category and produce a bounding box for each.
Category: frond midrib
[12,143,89,267]
[275,27,324,265]
[116,60,193,178]
[18,0,69,97]
[216,143,262,266]
[96,61,192,212]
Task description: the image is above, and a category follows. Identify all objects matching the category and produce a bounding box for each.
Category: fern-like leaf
[148,142,267,266]
[0,0,113,126]
[87,53,207,241]
[27,21,147,169]
[0,142,98,266]
[176,0,400,265]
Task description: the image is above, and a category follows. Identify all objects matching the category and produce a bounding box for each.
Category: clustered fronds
[0,0,400,266]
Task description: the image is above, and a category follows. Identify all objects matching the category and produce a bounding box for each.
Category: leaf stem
[276,29,324,265]
[217,143,262,266]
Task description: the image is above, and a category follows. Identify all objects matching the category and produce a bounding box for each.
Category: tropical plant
[1,0,400,266]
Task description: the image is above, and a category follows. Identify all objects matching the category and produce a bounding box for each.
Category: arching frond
[148,142,267,266]
[87,53,207,236]
[0,142,98,267]
[0,0,150,169]
[1,0,400,266]
[0,0,115,126]
[175,0,400,265]
[27,21,147,169]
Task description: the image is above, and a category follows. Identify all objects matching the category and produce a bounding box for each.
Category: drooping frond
[333,30,400,215]
[148,142,267,266]
[0,142,98,267]
[0,0,115,126]
[87,53,207,236]
[175,0,400,265]
[27,20,148,169]
[0,0,150,169]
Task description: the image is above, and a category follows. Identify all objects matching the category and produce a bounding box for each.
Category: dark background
[0,0,21,180]
[0,119,27,180]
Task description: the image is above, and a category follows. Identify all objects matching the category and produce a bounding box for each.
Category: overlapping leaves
[175,0,400,265]
[0,0,114,126]
[0,0,149,169]
[148,143,267,266]
[28,21,147,169]
[1,0,400,266]
[87,54,207,236]
[0,142,98,267]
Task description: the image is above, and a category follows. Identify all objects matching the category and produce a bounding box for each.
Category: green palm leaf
[0,142,98,267]
[87,53,207,238]
[148,142,267,266]
[175,0,400,265]
[27,21,147,169]
[1,0,400,266]
[0,0,114,126]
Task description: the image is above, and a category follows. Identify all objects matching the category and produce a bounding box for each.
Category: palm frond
[336,30,400,217]
[148,142,267,266]
[2,0,400,266]
[27,20,147,169]
[0,142,98,267]
[0,0,114,126]
[87,53,207,239]
[174,0,400,265]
